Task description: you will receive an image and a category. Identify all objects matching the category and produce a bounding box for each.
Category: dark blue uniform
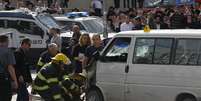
[37,50,55,72]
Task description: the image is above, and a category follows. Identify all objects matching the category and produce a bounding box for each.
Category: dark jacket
[72,44,88,73]
[37,50,58,72]
[14,48,32,83]
[150,23,169,29]
[33,63,77,101]
[170,13,187,29]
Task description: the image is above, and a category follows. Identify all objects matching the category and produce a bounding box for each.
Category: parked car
[54,15,113,34]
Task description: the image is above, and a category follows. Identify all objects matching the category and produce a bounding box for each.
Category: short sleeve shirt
[0,47,16,73]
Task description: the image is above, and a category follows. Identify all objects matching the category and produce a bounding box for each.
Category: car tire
[87,89,103,101]
[181,98,196,101]
[179,96,196,101]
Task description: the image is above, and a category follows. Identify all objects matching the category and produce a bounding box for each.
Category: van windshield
[37,14,61,29]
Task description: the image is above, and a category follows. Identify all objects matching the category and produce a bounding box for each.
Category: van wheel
[177,95,196,101]
[181,98,196,101]
[87,89,103,101]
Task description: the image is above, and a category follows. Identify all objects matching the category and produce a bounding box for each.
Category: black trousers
[0,77,12,101]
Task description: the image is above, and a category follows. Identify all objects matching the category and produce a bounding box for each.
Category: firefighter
[37,43,59,72]
[33,53,79,101]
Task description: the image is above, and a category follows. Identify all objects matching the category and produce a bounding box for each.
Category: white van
[87,29,201,101]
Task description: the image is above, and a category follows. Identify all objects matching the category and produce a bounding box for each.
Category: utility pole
[103,0,108,38]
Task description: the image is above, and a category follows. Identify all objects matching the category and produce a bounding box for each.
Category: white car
[54,16,113,34]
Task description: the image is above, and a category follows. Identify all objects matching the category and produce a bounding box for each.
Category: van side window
[174,39,201,65]
[102,37,131,62]
[0,20,4,27]
[133,38,154,64]
[133,38,173,64]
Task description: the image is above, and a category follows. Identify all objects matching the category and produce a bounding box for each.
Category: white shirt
[50,35,62,51]
[91,0,102,9]
[156,24,160,29]
[120,22,133,32]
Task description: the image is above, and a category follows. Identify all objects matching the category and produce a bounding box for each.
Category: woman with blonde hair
[72,33,91,73]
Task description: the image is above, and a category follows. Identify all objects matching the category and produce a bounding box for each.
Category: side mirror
[119,53,128,62]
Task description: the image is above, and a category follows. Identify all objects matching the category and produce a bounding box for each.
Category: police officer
[33,53,79,101]
[0,35,18,101]
[37,43,59,72]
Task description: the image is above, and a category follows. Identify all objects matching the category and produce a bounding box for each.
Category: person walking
[0,35,18,101]
[14,38,32,101]
[72,34,91,73]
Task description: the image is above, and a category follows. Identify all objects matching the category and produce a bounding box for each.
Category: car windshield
[82,19,113,33]
[37,14,61,29]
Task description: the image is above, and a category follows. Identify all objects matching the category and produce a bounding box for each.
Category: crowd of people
[0,23,104,101]
[106,5,201,32]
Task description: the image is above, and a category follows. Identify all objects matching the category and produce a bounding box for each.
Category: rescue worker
[33,53,80,101]
[37,43,59,72]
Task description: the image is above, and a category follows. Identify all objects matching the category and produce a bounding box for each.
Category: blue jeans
[17,82,29,101]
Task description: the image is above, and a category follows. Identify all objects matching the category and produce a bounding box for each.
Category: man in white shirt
[91,0,102,16]
[49,28,62,51]
[120,16,134,32]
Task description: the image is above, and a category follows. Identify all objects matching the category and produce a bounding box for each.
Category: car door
[96,37,132,101]
[125,37,174,101]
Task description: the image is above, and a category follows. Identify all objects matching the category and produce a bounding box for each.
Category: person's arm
[83,47,90,70]
[82,56,89,70]
[7,64,18,89]
[7,49,18,89]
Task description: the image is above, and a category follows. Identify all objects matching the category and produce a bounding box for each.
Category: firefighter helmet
[52,53,71,65]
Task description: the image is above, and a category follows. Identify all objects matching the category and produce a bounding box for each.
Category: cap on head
[51,53,71,65]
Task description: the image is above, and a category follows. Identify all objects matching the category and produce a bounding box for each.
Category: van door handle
[125,65,129,73]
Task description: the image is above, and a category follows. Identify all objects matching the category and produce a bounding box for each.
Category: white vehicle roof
[54,16,99,21]
[60,31,116,39]
[116,29,201,38]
